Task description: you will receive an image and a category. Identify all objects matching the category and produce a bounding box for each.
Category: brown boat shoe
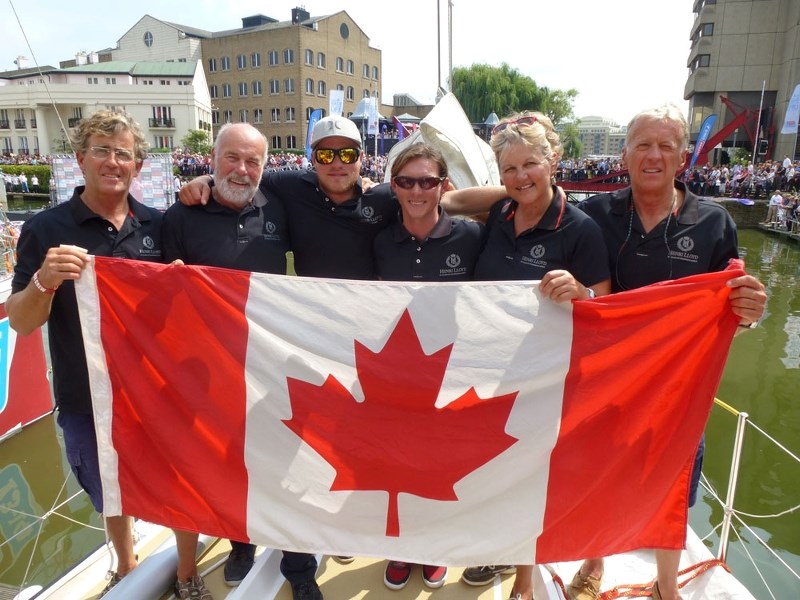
[566,569,602,600]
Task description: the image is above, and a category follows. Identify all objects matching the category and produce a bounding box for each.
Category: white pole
[436,0,441,91]
[752,80,766,165]
[448,0,453,91]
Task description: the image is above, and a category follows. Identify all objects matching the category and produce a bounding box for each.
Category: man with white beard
[161,122,291,590]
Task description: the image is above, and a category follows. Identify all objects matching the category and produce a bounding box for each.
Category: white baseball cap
[310,115,362,149]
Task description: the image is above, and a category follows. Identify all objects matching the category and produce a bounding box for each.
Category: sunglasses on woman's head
[392,176,445,190]
[492,115,538,135]
[313,147,360,164]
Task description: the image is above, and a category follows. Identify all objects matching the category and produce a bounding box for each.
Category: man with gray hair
[162,123,328,599]
[566,104,767,600]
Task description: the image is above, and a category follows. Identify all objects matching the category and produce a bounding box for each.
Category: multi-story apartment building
[0,57,211,157]
[571,116,627,158]
[198,7,382,151]
[685,0,800,161]
[0,7,384,157]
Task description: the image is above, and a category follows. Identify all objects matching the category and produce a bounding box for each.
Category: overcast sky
[2,0,694,125]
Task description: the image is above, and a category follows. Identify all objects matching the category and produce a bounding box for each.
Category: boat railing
[699,398,800,598]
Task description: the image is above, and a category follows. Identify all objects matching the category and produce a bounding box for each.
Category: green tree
[451,63,577,126]
[180,129,212,155]
[559,121,583,159]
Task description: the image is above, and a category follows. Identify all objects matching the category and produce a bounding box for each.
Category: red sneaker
[422,564,448,588]
[384,561,412,590]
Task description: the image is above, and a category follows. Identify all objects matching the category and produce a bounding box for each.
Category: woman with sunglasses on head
[463,112,611,600]
[372,142,484,592]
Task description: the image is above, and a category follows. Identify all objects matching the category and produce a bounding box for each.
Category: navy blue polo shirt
[12,187,163,414]
[579,180,739,292]
[162,188,288,274]
[261,170,398,280]
[373,208,484,281]
[474,189,610,285]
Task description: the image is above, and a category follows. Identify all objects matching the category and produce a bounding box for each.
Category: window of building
[178,80,190,86]
[317,53,326,69]
[2,138,12,153]
[236,54,246,70]
[363,89,370,98]
[153,135,174,149]
[347,86,354,101]
[285,78,295,93]
[268,50,279,66]
[701,23,714,36]
[305,78,314,94]
[306,107,325,121]
[271,135,281,149]
[254,108,263,123]
[18,137,29,154]
[223,110,233,123]
[251,52,261,68]
[336,84,344,92]
[286,135,297,150]
[363,64,370,78]
[212,110,219,125]
[270,79,280,94]
[347,60,354,75]
[221,56,231,71]
[317,80,326,96]
[142,80,154,85]
[105,77,116,84]
[692,54,711,71]
[240,109,248,122]
[284,49,294,65]
[253,80,263,96]
[209,58,217,72]
[223,83,231,97]
[88,77,98,84]
[286,107,296,122]
[239,82,248,96]
[336,57,344,72]
[305,49,314,65]
[160,80,170,86]
[210,85,218,98]
[372,66,379,80]
[271,108,280,123]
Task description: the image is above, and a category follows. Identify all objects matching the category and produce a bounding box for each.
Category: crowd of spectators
[555,157,628,184]
[0,153,53,166]
[683,156,800,199]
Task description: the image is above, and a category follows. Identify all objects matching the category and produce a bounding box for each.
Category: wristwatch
[738,321,758,329]
[586,288,596,300]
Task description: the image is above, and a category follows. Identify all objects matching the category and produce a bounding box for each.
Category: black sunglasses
[313,147,360,164]
[392,176,445,190]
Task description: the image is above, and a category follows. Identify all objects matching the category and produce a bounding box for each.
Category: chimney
[75,52,87,65]
[13,55,29,70]
[292,7,310,24]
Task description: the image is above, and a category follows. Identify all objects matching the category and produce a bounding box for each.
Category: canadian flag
[75,257,741,566]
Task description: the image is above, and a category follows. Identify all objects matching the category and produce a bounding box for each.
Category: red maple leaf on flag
[283,309,519,536]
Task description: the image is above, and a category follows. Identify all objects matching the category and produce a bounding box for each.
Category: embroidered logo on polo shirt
[670,235,699,263]
[520,244,547,268]
[139,235,160,258]
[439,253,467,277]
[262,221,281,241]
[362,206,375,219]
[677,236,694,252]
